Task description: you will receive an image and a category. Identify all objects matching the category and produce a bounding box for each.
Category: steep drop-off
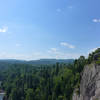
[73,63,100,100]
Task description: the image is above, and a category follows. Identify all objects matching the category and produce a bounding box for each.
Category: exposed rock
[72,89,80,100]
[73,63,100,100]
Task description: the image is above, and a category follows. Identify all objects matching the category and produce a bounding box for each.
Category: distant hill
[0,59,74,65]
[28,59,74,65]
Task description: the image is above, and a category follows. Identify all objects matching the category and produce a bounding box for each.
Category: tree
[9,88,17,100]
[25,89,34,100]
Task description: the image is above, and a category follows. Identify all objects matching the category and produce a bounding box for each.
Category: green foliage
[25,89,34,100]
[87,48,100,64]
[96,60,100,65]
[0,56,86,100]
[1,49,100,100]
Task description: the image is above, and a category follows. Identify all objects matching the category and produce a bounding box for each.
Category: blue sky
[0,0,100,60]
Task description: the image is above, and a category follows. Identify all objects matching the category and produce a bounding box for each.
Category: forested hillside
[72,48,100,100]
[0,48,100,100]
[0,59,74,65]
[0,56,85,100]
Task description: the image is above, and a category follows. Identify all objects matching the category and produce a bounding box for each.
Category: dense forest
[0,48,100,100]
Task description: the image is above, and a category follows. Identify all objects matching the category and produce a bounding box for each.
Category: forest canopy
[0,48,100,100]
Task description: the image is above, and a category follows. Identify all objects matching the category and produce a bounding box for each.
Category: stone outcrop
[72,63,100,100]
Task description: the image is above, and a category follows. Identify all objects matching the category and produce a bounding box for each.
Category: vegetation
[87,48,100,64]
[0,56,85,100]
[0,48,100,100]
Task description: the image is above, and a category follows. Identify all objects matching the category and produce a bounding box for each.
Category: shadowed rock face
[72,63,100,100]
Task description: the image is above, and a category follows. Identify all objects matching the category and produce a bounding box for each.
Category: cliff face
[72,63,100,100]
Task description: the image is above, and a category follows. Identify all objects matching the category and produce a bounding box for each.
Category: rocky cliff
[72,63,100,100]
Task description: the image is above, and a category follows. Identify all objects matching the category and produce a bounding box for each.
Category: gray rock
[72,63,100,100]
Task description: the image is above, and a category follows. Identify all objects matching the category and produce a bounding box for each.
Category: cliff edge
[72,63,100,100]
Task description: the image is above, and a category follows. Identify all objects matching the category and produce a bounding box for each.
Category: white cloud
[16,43,22,47]
[68,6,73,9]
[56,8,62,12]
[92,19,100,23]
[0,26,8,33]
[88,47,100,54]
[0,52,42,60]
[47,48,81,59]
[48,48,60,57]
[60,42,75,49]
[0,49,82,60]
[48,48,58,52]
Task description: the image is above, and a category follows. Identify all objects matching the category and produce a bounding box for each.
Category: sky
[0,0,100,60]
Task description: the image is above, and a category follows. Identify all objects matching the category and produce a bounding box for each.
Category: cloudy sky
[0,0,100,60]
